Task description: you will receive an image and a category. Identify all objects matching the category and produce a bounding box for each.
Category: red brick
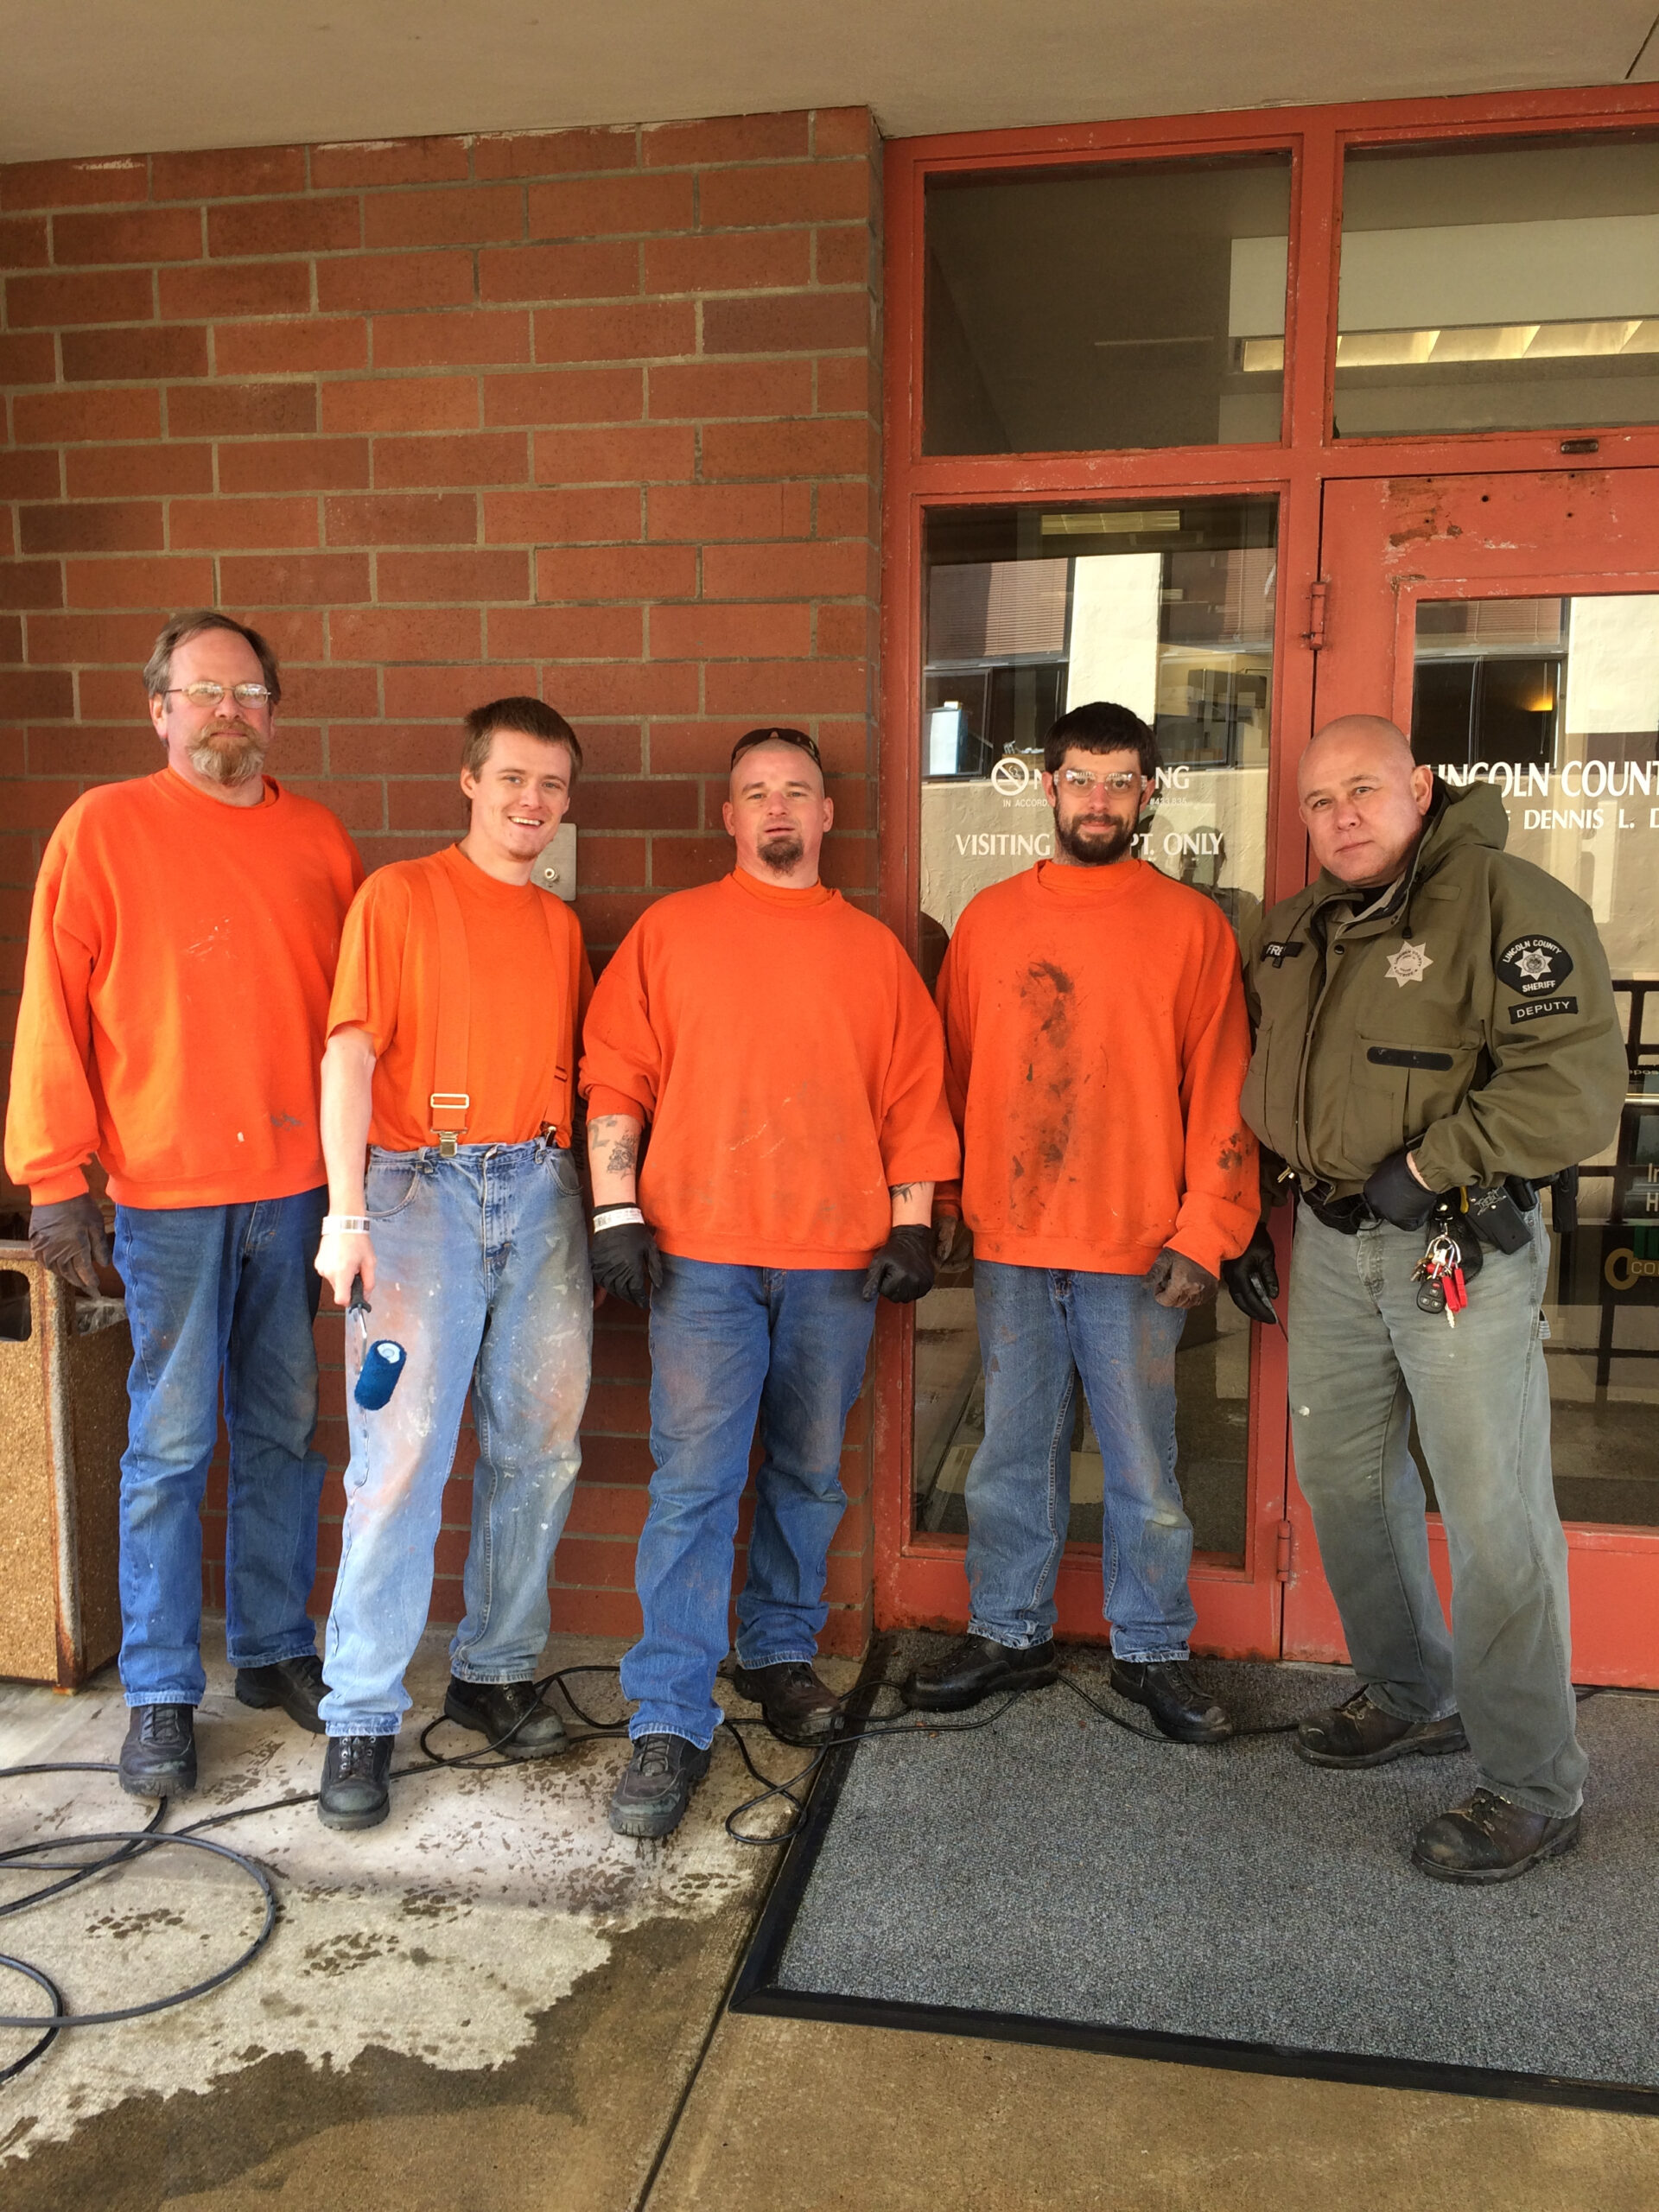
[819,837,875,893]
[324,492,477,545]
[550,1535,643,1592]
[311,137,471,189]
[643,719,755,772]
[383,664,537,717]
[647,359,812,420]
[816,353,877,415]
[483,366,643,427]
[543,1586,640,1637]
[219,552,372,605]
[548,663,699,716]
[372,310,530,369]
[815,480,878,539]
[385,779,470,832]
[526,174,693,243]
[0,213,49,267]
[650,834,733,888]
[575,832,649,884]
[643,229,809,295]
[702,417,870,480]
[703,291,868,355]
[328,721,461,775]
[0,778,83,830]
[20,503,162,554]
[700,161,870,230]
[207,195,361,258]
[706,659,868,714]
[372,429,528,488]
[0,333,58,386]
[168,380,318,437]
[646,481,811,541]
[283,777,384,830]
[219,438,372,493]
[812,107,874,158]
[473,127,638,181]
[0,452,60,506]
[533,301,695,363]
[62,555,216,607]
[315,249,475,314]
[25,721,164,774]
[363,183,524,251]
[332,607,481,662]
[12,386,161,444]
[149,145,305,200]
[169,497,319,550]
[531,424,693,484]
[478,239,639,303]
[564,1484,650,1539]
[377,549,529,602]
[817,604,872,657]
[321,374,479,434]
[28,611,175,664]
[1,156,147,212]
[7,268,154,327]
[64,443,213,499]
[74,668,154,716]
[643,112,810,168]
[574,779,696,830]
[60,325,209,382]
[569,890,652,946]
[483,486,639,543]
[0,669,73,716]
[214,316,368,375]
[650,602,810,658]
[811,719,871,773]
[276,664,381,715]
[486,605,642,659]
[535,544,696,601]
[560,721,644,776]
[53,206,203,265]
[159,262,310,320]
[814,226,873,288]
[0,563,62,611]
[703,538,869,599]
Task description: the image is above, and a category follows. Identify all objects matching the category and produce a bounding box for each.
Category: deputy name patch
[1261,940,1305,967]
[1497,934,1574,996]
[1510,995,1579,1025]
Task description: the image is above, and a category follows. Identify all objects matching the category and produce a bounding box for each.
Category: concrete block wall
[0,106,883,1653]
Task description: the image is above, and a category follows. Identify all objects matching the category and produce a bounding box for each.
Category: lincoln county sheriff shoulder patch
[1497,935,1575,996]
[1384,940,1433,987]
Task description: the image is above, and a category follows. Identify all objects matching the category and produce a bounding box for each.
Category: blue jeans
[114,1189,327,1707]
[319,1139,591,1738]
[963,1259,1194,1661]
[621,1256,876,1747]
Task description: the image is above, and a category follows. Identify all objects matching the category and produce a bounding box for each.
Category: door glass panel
[923,155,1292,454]
[1412,593,1659,1527]
[1333,134,1659,436]
[914,498,1278,1561]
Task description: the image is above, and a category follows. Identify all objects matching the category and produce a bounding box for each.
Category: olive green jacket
[1240,779,1626,1198]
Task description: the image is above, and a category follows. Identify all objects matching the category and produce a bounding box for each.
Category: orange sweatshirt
[5,769,363,1209]
[327,843,594,1151]
[580,869,960,1268]
[936,860,1257,1279]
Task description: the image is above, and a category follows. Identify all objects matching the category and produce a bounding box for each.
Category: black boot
[118,1705,197,1798]
[235,1653,327,1734]
[608,1734,712,1840]
[1109,1658,1232,1743]
[318,1735,394,1831]
[900,1633,1059,1713]
[728,1660,844,1744]
[1412,1789,1581,1885]
[444,1676,567,1759]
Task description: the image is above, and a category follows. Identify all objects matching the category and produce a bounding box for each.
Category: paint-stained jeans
[963,1259,1194,1661]
[319,1139,591,1738]
[621,1256,875,1748]
[1288,1204,1584,1818]
[115,1189,327,1708]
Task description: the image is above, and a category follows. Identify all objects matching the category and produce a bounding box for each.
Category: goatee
[1054,813,1132,867]
[760,833,805,874]
[188,729,268,787]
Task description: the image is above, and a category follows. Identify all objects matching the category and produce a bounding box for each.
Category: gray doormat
[732,1635,1659,2113]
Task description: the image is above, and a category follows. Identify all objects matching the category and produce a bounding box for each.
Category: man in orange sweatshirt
[580,728,960,1840]
[900,700,1258,1739]
[5,613,363,1798]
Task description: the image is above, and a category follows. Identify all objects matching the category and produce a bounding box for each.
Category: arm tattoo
[606,1130,639,1178]
[889,1183,918,1202]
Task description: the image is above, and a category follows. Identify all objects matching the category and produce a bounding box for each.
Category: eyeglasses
[1059,766,1142,794]
[162,682,275,709]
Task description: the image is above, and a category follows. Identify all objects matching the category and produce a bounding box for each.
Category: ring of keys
[1414,1231,1468,1325]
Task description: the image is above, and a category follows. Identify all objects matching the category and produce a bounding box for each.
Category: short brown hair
[729,725,821,772]
[143,611,282,705]
[461,696,582,780]
[1044,698,1159,779]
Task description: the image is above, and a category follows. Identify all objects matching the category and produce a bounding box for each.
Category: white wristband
[593,1205,645,1231]
[321,1215,372,1236]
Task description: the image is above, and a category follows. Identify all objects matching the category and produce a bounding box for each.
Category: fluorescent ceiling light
[1237,320,1659,372]
[1039,511,1183,535]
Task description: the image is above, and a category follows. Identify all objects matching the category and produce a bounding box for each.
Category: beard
[1054,810,1133,867]
[759,830,805,874]
[188,725,268,787]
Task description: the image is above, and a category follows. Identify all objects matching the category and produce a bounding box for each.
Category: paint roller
[349,1275,407,1410]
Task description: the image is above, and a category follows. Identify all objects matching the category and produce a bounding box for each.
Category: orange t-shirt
[327,842,593,1150]
[579,869,960,1268]
[5,769,363,1209]
[936,859,1258,1279]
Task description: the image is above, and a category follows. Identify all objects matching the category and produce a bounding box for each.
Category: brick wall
[0,106,883,1655]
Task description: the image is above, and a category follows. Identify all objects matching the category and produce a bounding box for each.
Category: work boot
[1109,1658,1233,1744]
[1412,1788,1581,1885]
[118,1705,197,1799]
[235,1652,327,1734]
[443,1676,567,1759]
[900,1633,1060,1713]
[1297,1688,1468,1769]
[608,1734,712,1840]
[728,1660,844,1745]
[317,1735,394,1831]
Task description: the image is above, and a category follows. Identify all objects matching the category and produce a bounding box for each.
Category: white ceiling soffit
[3,0,1657,165]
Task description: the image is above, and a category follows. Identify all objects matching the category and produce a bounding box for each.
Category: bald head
[1299,714,1433,887]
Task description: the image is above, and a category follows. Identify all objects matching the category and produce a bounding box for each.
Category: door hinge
[1274,1519,1294,1581]
[1304,578,1330,652]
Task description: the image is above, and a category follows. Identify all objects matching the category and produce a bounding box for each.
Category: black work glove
[1145,1247,1217,1311]
[1363,1148,1438,1230]
[29,1193,111,1297]
[589,1220,664,1308]
[1221,1221,1280,1326]
[861,1224,936,1304]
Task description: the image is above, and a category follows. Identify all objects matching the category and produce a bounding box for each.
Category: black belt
[1302,1178,1538,1238]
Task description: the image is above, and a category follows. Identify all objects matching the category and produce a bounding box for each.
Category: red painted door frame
[874,81,1659,1660]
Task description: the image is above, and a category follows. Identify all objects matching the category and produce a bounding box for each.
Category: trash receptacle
[0,1243,128,1687]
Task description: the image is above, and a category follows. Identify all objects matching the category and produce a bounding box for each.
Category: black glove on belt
[29,1193,111,1297]
[590,1219,664,1308]
[861,1224,935,1304]
[1362,1147,1439,1230]
[1220,1221,1280,1326]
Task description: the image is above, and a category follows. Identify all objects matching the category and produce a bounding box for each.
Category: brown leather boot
[1412,1789,1581,1885]
[729,1660,845,1744]
[1296,1688,1467,1769]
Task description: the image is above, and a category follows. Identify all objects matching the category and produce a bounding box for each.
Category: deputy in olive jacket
[1225,715,1624,1886]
